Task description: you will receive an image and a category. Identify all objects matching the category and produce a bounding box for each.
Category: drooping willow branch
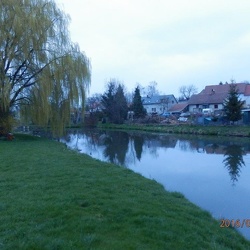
[0,0,91,136]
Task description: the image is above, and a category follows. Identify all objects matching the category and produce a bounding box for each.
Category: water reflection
[133,135,144,161]
[103,131,129,165]
[223,145,246,184]
[62,129,248,185]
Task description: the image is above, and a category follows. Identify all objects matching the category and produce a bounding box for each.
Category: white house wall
[142,95,177,114]
[245,96,250,108]
[144,104,165,114]
[188,104,224,113]
[240,94,250,108]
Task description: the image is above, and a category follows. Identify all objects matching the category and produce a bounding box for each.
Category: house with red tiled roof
[168,102,188,115]
[243,84,250,107]
[187,83,250,114]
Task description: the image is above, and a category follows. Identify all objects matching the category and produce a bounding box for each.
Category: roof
[245,84,250,96]
[188,92,228,105]
[201,83,248,95]
[188,83,250,105]
[142,95,176,105]
[168,102,188,112]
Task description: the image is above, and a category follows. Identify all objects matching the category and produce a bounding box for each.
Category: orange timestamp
[220,219,250,228]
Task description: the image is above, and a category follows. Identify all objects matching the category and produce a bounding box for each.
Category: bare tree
[179,84,198,100]
[146,81,160,97]
[140,81,160,97]
[87,93,102,112]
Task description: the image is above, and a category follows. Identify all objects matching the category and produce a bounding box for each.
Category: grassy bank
[0,134,250,249]
[98,123,250,137]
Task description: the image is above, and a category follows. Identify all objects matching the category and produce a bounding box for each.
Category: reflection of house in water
[205,144,249,156]
[205,144,228,155]
[186,139,249,155]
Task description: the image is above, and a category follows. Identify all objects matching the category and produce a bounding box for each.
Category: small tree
[101,80,128,124]
[101,81,116,122]
[131,86,146,118]
[114,85,128,124]
[223,84,244,124]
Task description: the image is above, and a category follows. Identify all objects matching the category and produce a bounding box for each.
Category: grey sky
[57,0,250,97]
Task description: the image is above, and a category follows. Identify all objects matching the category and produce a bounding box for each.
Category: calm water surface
[61,129,250,240]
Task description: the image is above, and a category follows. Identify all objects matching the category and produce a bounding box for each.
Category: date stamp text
[220,219,250,228]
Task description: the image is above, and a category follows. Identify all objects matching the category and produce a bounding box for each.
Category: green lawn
[0,134,250,249]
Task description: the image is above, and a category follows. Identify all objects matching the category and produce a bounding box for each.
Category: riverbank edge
[1,134,250,249]
[97,123,250,137]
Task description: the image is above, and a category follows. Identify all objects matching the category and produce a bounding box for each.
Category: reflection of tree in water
[223,145,245,184]
[103,131,129,165]
[178,140,193,152]
[84,130,103,153]
[133,135,144,161]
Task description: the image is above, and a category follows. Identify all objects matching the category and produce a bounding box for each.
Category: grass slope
[0,134,249,249]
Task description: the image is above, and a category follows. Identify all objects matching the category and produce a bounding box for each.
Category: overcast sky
[56,0,250,97]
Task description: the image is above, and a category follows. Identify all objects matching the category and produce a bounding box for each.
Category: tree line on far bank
[86,79,245,126]
[100,80,146,124]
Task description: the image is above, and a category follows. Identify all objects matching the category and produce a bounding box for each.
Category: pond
[61,129,250,240]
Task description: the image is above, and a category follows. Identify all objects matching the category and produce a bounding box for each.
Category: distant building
[142,95,177,115]
[168,102,189,116]
[188,83,250,114]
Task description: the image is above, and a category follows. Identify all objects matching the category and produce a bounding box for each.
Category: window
[152,108,156,112]
[214,104,218,109]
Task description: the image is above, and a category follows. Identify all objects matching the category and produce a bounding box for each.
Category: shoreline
[97,123,250,137]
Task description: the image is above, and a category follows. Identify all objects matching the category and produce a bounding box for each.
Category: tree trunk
[0,110,13,135]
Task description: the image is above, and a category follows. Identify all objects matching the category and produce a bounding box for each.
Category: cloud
[57,0,250,96]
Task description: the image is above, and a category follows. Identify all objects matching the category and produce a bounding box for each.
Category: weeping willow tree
[0,0,91,136]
